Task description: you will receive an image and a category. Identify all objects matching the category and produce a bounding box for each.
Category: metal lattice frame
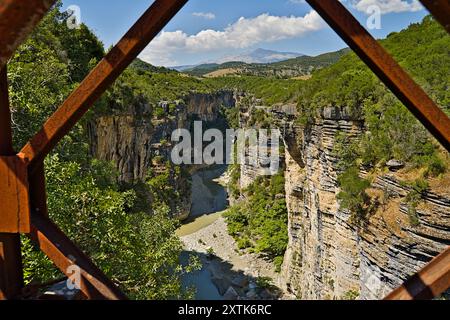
[0,0,449,300]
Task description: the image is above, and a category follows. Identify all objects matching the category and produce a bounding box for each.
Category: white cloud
[140,10,325,66]
[192,12,216,20]
[345,0,423,14]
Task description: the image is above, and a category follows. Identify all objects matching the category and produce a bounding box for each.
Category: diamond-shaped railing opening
[0,0,449,300]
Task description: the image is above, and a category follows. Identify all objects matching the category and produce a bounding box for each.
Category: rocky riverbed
[181,215,292,300]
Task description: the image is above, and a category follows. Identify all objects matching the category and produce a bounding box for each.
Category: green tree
[11,3,198,300]
[224,173,288,270]
[337,167,371,221]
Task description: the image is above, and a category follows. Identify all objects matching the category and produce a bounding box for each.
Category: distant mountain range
[172,48,304,71]
[181,48,350,78]
[214,48,304,64]
[172,64,198,72]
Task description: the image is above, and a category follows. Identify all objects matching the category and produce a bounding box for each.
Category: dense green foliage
[333,133,372,222]
[319,17,449,222]
[224,173,288,271]
[298,16,449,113]
[402,178,430,226]
[205,76,302,105]
[184,61,245,77]
[299,16,448,175]
[271,48,349,69]
[103,61,313,114]
[220,105,240,129]
[94,64,217,116]
[142,161,191,216]
[130,58,177,75]
[10,3,197,299]
[22,155,197,299]
[336,167,371,222]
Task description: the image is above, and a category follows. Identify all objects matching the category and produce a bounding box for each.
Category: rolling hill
[184,48,349,78]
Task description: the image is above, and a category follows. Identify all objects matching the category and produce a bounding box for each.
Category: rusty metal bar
[29,163,49,218]
[385,247,450,300]
[419,0,450,34]
[21,0,188,173]
[0,0,57,69]
[0,235,23,300]
[0,66,24,299]
[29,213,127,300]
[0,67,13,154]
[306,0,450,151]
[0,154,31,233]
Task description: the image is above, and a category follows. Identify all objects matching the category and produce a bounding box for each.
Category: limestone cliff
[87,90,235,219]
[186,90,235,122]
[278,106,449,300]
[235,99,449,300]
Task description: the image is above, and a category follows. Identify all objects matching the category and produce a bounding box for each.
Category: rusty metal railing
[0,0,449,300]
[385,247,450,300]
[0,0,189,300]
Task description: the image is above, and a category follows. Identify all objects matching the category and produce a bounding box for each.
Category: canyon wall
[88,91,235,182]
[237,100,449,300]
[279,106,449,300]
[87,90,235,218]
[88,86,449,299]
[87,101,181,183]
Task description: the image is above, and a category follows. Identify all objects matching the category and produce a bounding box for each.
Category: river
[178,165,229,300]
[178,165,284,300]
[177,165,229,237]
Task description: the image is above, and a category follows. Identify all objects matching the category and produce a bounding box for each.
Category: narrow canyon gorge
[86,90,449,300]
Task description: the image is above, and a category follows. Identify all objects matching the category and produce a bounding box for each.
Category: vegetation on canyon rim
[220,16,448,227]
[8,0,448,299]
[325,16,449,223]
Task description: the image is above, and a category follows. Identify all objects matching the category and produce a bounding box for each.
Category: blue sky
[61,0,428,67]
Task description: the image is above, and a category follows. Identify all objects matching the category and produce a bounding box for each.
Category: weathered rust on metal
[0,66,13,155]
[0,0,57,68]
[419,0,450,33]
[306,0,450,151]
[0,65,24,299]
[21,0,189,173]
[0,66,30,233]
[385,247,450,300]
[0,234,23,299]
[29,213,128,300]
[0,154,31,233]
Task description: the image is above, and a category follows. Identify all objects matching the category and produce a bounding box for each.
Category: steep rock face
[87,102,187,183]
[235,100,449,299]
[281,107,364,299]
[238,101,295,189]
[88,91,235,182]
[280,106,450,300]
[357,173,450,299]
[186,90,235,122]
[87,91,236,219]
